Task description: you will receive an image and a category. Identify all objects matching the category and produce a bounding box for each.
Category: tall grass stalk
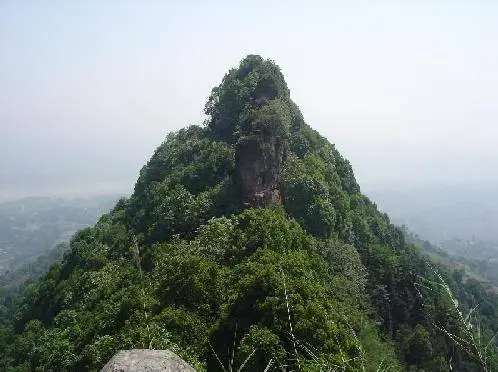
[418,262,495,371]
[133,236,153,349]
[280,267,301,370]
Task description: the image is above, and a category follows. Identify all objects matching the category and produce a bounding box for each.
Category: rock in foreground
[101,350,195,372]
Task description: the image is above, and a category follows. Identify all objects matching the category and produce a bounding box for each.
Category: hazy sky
[1,1,497,201]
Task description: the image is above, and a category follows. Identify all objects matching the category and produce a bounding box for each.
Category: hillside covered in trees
[1,56,498,371]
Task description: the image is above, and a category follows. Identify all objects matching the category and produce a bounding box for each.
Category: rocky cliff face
[101,350,195,372]
[236,134,284,207]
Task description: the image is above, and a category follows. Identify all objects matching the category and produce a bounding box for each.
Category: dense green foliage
[1,56,497,371]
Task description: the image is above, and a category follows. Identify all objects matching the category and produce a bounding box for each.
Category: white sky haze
[1,1,497,200]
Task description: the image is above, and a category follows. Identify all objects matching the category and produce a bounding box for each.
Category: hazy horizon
[2,1,498,201]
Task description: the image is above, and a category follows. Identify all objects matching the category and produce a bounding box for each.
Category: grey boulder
[101,349,195,372]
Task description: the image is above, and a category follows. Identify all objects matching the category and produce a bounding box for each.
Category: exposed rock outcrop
[101,350,195,372]
[236,134,284,207]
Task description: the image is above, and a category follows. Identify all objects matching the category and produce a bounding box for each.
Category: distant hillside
[370,188,498,294]
[403,227,498,293]
[0,195,121,272]
[368,187,498,243]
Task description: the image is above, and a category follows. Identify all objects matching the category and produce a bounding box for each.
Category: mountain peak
[205,55,292,142]
[205,55,302,206]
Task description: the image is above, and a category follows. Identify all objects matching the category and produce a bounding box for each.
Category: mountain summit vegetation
[1,55,498,371]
